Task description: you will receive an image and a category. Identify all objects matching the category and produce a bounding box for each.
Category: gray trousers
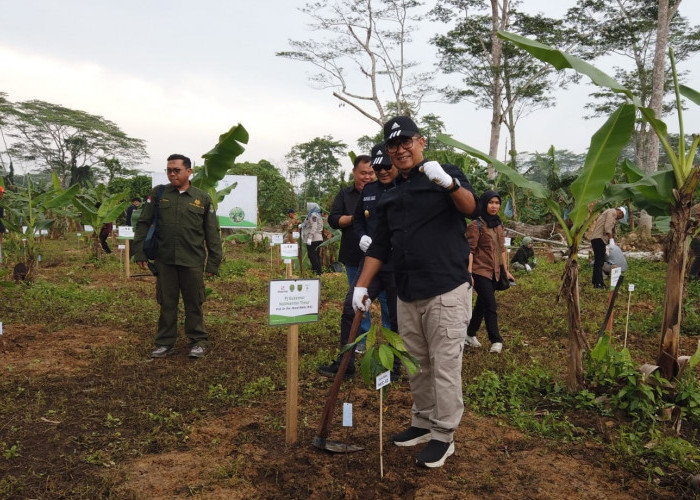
[397,281,471,443]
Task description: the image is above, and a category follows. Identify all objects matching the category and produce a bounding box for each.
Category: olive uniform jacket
[133,183,222,275]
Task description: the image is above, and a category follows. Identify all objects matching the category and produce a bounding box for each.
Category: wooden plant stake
[624,284,634,348]
[285,260,299,445]
[124,240,131,278]
[379,387,384,478]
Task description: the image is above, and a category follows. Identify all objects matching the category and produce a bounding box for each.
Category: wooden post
[379,388,384,478]
[125,240,131,278]
[285,260,299,445]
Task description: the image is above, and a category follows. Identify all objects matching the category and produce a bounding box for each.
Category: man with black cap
[352,116,478,468]
[318,144,401,379]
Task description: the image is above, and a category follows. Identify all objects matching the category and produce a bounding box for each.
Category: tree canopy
[0,93,148,187]
[228,160,297,225]
[286,136,348,208]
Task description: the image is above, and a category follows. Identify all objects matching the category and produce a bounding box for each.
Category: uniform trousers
[155,262,208,347]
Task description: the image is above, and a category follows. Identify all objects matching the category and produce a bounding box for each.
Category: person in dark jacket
[510,236,536,273]
[328,155,376,336]
[125,197,141,226]
[352,116,479,469]
[318,144,400,379]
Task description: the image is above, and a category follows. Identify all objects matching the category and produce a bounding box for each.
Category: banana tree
[2,174,79,279]
[71,183,129,258]
[498,31,700,380]
[441,102,634,391]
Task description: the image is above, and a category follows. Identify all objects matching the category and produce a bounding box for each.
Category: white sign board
[376,370,391,390]
[628,283,635,292]
[504,237,512,247]
[610,266,622,289]
[281,243,298,259]
[292,231,300,239]
[271,233,284,245]
[84,225,94,233]
[268,278,320,326]
[151,173,258,229]
[118,226,135,239]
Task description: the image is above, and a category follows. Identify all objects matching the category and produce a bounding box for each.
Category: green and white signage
[269,279,320,326]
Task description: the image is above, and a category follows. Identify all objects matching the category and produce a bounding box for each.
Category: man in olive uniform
[134,154,222,358]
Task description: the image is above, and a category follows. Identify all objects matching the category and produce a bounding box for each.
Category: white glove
[525,264,532,272]
[359,235,372,252]
[419,161,453,189]
[608,238,615,247]
[352,287,371,312]
[307,239,312,245]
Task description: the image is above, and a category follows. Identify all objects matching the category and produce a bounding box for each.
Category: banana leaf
[194,124,249,192]
[567,104,635,230]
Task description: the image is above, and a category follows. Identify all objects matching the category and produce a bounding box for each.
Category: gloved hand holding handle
[352,287,371,312]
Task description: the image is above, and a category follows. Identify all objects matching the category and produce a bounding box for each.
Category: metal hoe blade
[312,436,364,453]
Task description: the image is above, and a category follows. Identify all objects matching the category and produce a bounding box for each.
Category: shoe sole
[151,349,175,358]
[393,431,431,447]
[417,442,455,468]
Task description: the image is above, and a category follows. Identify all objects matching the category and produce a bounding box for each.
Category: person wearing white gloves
[589,206,626,289]
[318,144,400,379]
[352,116,479,469]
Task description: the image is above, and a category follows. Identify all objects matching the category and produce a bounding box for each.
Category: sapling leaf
[367,323,377,349]
[383,328,406,351]
[378,344,394,371]
[360,346,376,387]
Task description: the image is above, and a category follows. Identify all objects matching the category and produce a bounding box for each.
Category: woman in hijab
[464,190,514,353]
[301,202,324,275]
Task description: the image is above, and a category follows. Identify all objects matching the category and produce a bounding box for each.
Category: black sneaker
[391,426,431,447]
[318,360,355,379]
[416,439,455,468]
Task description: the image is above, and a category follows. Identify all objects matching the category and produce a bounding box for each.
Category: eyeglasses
[385,136,418,153]
[166,168,185,175]
[372,163,393,172]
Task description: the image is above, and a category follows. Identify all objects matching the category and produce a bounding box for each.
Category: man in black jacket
[319,144,400,379]
[352,116,478,469]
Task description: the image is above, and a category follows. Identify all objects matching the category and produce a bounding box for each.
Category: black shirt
[366,162,478,301]
[329,184,364,267]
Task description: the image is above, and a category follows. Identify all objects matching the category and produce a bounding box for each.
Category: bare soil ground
[0,322,685,499]
[1,239,698,499]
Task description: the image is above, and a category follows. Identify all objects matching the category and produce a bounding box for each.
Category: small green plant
[344,324,418,389]
[3,442,20,460]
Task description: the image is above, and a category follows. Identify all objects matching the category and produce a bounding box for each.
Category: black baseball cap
[370,144,392,168]
[383,116,420,142]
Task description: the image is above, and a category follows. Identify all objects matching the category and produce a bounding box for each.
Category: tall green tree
[277,0,430,126]
[430,0,576,175]
[0,97,148,187]
[566,0,700,173]
[228,160,297,226]
[286,136,347,206]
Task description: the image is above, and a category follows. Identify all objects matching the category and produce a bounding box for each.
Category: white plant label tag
[118,244,126,250]
[376,370,391,390]
[628,284,635,292]
[0,322,3,335]
[342,403,353,427]
[504,237,512,247]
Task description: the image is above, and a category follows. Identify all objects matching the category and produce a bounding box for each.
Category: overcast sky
[1,0,698,177]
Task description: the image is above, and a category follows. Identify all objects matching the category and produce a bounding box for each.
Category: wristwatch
[447,177,461,193]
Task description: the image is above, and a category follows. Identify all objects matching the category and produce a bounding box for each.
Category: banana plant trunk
[561,253,586,391]
[658,171,700,378]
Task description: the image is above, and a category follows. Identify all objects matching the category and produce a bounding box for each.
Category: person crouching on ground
[511,236,536,273]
